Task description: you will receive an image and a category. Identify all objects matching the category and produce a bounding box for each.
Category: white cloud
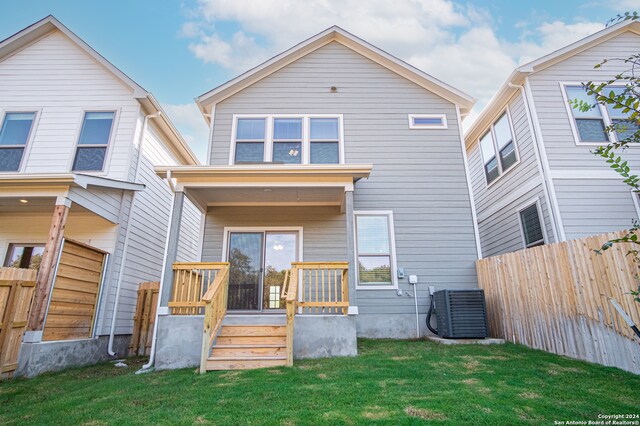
[162,103,210,163]
[181,0,606,132]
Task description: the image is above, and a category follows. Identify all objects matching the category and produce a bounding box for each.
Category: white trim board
[550,169,625,179]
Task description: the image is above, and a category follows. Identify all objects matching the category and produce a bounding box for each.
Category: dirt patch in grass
[404,406,447,420]
[463,359,481,371]
[317,373,327,380]
[391,356,418,361]
[362,406,391,420]
[218,371,241,381]
[519,392,541,399]
[267,369,283,375]
[461,378,480,385]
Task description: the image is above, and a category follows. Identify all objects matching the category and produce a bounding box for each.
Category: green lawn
[1,339,638,425]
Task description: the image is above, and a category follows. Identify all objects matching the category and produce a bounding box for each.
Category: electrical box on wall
[408,275,418,284]
[397,268,405,279]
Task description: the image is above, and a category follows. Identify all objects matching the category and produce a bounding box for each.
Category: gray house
[151,26,481,370]
[465,19,640,258]
[0,16,202,377]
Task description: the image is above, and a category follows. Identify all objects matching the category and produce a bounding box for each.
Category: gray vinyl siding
[466,90,554,257]
[67,186,124,224]
[528,31,640,171]
[554,178,638,241]
[526,30,640,240]
[202,206,346,262]
[206,41,479,336]
[96,120,202,335]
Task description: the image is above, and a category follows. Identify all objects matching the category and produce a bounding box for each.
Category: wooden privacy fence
[43,240,106,341]
[170,263,228,315]
[477,231,640,374]
[129,282,159,356]
[0,267,37,379]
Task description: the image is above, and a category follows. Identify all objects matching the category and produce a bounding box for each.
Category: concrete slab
[426,336,505,345]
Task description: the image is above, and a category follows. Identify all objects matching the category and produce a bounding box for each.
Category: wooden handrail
[169,262,228,315]
[199,263,230,374]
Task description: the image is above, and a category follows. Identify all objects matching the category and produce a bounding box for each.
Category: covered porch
[0,174,143,377]
[153,164,372,370]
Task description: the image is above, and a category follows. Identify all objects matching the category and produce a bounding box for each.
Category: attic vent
[433,289,488,339]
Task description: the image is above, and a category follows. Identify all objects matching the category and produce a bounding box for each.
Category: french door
[226,230,299,311]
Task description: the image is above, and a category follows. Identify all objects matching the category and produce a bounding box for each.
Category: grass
[1,339,639,425]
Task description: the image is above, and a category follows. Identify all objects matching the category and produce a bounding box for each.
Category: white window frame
[477,106,520,188]
[68,109,119,174]
[0,109,41,173]
[408,114,448,129]
[229,114,344,165]
[559,81,635,147]
[353,210,398,290]
[517,198,547,249]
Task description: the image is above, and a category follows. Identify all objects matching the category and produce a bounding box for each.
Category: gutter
[107,111,162,356]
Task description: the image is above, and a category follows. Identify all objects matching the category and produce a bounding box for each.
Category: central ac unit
[433,289,488,339]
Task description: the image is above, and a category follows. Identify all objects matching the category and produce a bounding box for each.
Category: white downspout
[140,170,175,371]
[107,111,162,356]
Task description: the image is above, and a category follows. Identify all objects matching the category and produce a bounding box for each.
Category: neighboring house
[151,26,481,371]
[464,20,640,258]
[0,16,202,377]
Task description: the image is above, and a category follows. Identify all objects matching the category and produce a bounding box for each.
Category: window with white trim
[232,115,342,165]
[408,114,447,129]
[0,112,36,172]
[72,111,115,171]
[310,118,340,164]
[564,85,639,143]
[354,212,396,287]
[519,203,545,248]
[479,111,518,185]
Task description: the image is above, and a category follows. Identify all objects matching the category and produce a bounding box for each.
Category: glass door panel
[263,233,298,310]
[227,232,263,310]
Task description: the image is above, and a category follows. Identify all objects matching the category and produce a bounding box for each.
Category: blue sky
[0,1,632,161]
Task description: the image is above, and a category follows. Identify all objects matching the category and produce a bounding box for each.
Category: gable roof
[195,26,476,119]
[0,15,199,165]
[464,19,640,148]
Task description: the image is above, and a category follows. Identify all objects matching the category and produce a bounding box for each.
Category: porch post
[159,190,185,309]
[344,190,358,312]
[26,196,71,339]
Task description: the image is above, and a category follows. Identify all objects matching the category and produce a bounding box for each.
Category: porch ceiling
[155,164,373,208]
[0,196,91,214]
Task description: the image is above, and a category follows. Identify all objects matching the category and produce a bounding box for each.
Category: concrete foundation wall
[357,313,434,339]
[155,315,203,370]
[15,335,129,378]
[293,315,357,359]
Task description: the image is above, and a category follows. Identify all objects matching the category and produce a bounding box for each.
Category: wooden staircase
[206,324,288,370]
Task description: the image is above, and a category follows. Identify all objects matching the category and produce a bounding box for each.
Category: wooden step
[219,325,286,337]
[215,335,286,346]
[211,345,286,358]
[207,356,287,370]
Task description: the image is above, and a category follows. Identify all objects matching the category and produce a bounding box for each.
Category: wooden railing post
[285,267,298,366]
